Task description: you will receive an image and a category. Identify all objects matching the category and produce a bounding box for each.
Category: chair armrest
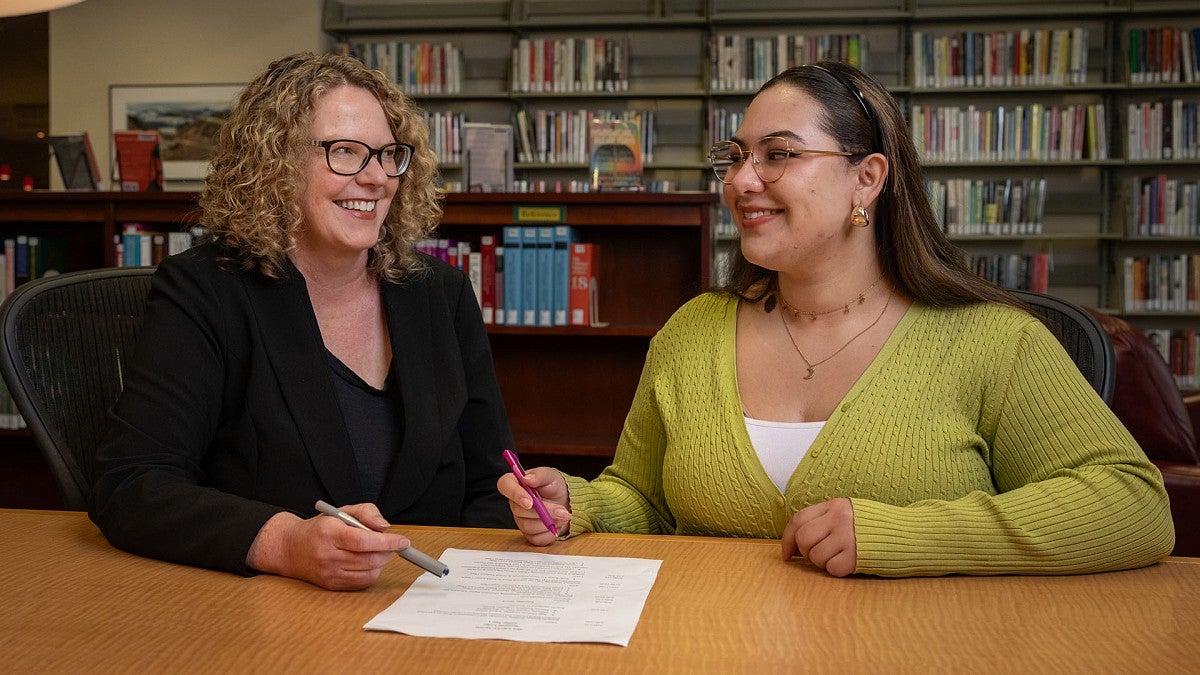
[1183,392,1200,442]
[1154,460,1200,558]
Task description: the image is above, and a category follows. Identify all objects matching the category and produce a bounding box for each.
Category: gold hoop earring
[850,205,870,227]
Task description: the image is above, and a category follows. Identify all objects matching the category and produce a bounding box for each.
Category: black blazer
[89,243,515,574]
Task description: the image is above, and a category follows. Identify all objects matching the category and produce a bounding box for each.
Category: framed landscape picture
[109,83,242,182]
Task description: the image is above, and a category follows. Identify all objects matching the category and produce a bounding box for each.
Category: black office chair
[1010,289,1116,406]
[0,267,156,510]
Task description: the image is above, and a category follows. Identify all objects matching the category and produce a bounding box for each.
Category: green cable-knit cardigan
[563,292,1174,576]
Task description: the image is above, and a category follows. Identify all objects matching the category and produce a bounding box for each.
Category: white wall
[49,0,327,189]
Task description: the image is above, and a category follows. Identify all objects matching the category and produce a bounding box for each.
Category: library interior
[1,1,1199,670]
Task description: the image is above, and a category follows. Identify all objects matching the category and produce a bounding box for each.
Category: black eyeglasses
[310,139,413,177]
[708,137,851,184]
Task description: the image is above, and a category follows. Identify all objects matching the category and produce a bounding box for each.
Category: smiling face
[298,85,399,266]
[723,85,865,274]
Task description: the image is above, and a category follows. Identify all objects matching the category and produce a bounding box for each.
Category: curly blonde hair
[199,51,441,280]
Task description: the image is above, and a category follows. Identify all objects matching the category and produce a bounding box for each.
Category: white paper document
[365,548,663,646]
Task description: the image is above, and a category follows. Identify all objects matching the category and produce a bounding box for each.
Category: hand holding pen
[315,501,449,578]
[247,502,413,591]
[497,449,572,546]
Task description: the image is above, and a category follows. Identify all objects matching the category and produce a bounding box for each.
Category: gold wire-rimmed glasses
[707,136,852,184]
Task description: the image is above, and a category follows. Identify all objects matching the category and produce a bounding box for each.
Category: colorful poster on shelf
[588,119,642,191]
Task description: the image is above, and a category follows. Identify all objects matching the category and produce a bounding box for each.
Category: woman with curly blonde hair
[91,52,515,590]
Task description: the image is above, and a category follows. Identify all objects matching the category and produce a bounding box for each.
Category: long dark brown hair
[719,60,1025,313]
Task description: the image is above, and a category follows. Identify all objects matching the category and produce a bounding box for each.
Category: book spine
[502,226,522,326]
[494,245,505,325]
[569,242,595,326]
[479,234,497,324]
[536,226,555,327]
[521,226,539,326]
[467,251,483,311]
[27,237,40,280]
[122,232,140,266]
[14,235,29,286]
[552,225,576,326]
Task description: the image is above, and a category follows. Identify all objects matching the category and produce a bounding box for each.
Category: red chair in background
[1086,309,1200,558]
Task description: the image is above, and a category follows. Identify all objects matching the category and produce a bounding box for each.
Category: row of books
[910,102,1109,163]
[511,36,629,94]
[1143,328,1200,390]
[925,178,1048,236]
[512,110,653,166]
[1126,99,1200,161]
[712,206,736,240]
[0,236,67,301]
[337,40,463,95]
[114,224,203,267]
[707,107,744,146]
[912,27,1090,89]
[426,111,466,164]
[1127,175,1200,237]
[427,108,657,169]
[1121,254,1200,312]
[1128,27,1200,85]
[708,33,867,93]
[416,227,601,327]
[968,253,1050,294]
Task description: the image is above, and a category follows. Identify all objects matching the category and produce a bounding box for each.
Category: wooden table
[2,509,1197,673]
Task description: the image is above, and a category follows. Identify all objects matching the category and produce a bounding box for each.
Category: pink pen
[502,449,559,536]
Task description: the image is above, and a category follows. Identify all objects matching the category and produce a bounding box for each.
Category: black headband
[804,63,882,154]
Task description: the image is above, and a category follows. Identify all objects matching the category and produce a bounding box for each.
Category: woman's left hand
[781,497,857,577]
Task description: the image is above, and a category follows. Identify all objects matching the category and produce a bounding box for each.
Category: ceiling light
[0,1,86,19]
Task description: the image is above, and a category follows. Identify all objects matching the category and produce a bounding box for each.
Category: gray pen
[314,500,449,577]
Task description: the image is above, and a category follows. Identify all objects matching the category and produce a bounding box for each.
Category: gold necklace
[777,277,883,321]
[780,293,892,380]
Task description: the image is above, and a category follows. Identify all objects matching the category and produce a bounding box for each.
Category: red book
[479,234,497,324]
[568,242,598,326]
[113,130,164,192]
[1030,252,1049,294]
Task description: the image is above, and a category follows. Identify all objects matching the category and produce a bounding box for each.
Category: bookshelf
[0,191,202,271]
[437,192,714,469]
[0,190,715,474]
[323,0,1199,383]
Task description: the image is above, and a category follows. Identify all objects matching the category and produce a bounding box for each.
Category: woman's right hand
[496,467,572,546]
[246,504,410,591]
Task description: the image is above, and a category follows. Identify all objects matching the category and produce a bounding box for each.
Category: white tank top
[744,416,825,494]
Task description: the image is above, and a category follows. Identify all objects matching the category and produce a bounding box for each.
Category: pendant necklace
[780,292,892,380]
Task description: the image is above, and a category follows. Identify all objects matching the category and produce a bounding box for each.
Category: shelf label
[513,206,565,223]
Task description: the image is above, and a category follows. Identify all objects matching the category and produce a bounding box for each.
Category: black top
[325,349,403,503]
